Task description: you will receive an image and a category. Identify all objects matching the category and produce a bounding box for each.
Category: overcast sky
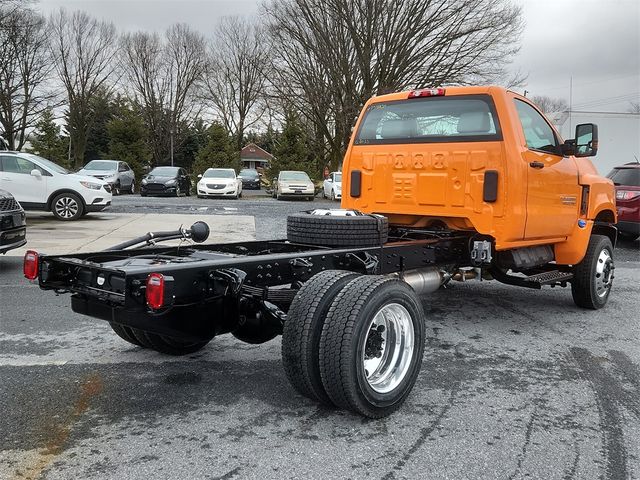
[36,0,639,112]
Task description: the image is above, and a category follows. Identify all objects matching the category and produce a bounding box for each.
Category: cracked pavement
[1,197,639,479]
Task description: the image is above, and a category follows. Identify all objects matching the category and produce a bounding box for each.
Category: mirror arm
[561,139,576,156]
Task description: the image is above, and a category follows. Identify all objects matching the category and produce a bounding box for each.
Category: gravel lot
[1,195,639,480]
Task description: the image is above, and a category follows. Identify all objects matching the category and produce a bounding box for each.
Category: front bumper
[0,210,27,254]
[198,184,239,197]
[241,180,261,189]
[141,184,177,196]
[279,187,314,198]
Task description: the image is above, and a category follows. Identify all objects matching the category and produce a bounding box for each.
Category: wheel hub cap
[595,249,614,298]
[362,303,415,394]
[55,197,78,218]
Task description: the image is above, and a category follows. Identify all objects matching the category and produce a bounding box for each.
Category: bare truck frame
[25,213,601,418]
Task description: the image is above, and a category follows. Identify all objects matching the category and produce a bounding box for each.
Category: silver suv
[77,160,136,195]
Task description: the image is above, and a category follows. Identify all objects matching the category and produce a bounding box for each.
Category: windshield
[239,169,258,178]
[149,167,179,176]
[204,169,235,179]
[280,171,310,181]
[20,153,69,174]
[84,160,117,171]
[355,95,500,145]
[607,167,640,186]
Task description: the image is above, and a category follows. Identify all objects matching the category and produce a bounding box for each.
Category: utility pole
[170,128,174,167]
[569,76,573,132]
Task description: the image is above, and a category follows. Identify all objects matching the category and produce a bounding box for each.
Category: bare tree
[204,17,271,150]
[120,24,207,165]
[0,7,55,150]
[265,0,524,170]
[532,95,569,114]
[49,10,118,168]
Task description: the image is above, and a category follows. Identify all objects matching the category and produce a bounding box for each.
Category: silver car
[77,160,136,195]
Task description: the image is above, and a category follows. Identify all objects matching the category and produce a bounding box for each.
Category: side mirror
[30,169,42,178]
[574,123,598,157]
[197,174,202,179]
[327,178,333,182]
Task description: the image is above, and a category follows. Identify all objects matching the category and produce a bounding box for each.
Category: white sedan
[323,171,342,201]
[197,168,242,199]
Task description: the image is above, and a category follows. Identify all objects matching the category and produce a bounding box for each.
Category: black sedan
[140,166,191,197]
[0,189,27,254]
[238,168,261,190]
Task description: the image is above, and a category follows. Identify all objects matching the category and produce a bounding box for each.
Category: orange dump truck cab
[342,86,616,266]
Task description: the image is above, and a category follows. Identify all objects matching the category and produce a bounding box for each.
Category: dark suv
[0,188,27,254]
[607,162,640,240]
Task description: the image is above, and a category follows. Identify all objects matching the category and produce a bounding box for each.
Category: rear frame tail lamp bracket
[23,250,39,280]
[145,272,175,310]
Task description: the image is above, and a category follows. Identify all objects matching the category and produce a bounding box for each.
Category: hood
[67,173,109,185]
[145,175,177,182]
[78,169,117,178]
[199,177,235,183]
[0,188,16,200]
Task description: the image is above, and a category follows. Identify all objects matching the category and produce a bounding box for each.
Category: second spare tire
[287,210,388,247]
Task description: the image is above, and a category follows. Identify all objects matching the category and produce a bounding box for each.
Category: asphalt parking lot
[1,195,639,480]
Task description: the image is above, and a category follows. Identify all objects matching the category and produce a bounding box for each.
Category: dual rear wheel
[282,270,426,418]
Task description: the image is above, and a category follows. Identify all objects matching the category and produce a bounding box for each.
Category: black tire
[141,192,147,197]
[51,192,84,221]
[175,184,181,197]
[282,270,360,405]
[113,182,121,196]
[571,234,615,309]
[129,180,135,194]
[131,328,213,355]
[319,276,426,418]
[330,190,336,201]
[109,322,145,347]
[287,212,388,247]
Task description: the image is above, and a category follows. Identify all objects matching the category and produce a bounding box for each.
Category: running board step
[523,270,574,286]
[489,268,573,289]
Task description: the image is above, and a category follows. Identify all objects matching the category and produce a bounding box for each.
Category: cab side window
[0,156,40,174]
[514,100,559,155]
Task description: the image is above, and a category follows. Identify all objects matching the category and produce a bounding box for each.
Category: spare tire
[287,210,388,247]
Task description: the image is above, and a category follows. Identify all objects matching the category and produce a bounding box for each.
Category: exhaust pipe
[395,267,444,295]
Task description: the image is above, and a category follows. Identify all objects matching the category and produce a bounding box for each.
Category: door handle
[529,161,545,169]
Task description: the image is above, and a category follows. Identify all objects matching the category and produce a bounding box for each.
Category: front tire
[319,276,426,418]
[113,182,121,196]
[571,234,614,309]
[330,190,336,201]
[129,180,135,194]
[51,192,84,221]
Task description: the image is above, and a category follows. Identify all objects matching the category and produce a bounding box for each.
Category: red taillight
[146,273,165,310]
[616,190,640,201]
[408,87,445,98]
[23,250,39,280]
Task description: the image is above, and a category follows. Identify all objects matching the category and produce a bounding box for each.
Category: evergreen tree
[27,108,69,167]
[192,122,240,177]
[84,89,115,162]
[107,102,152,180]
[268,111,309,179]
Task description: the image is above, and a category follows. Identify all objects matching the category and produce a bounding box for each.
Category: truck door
[513,99,581,239]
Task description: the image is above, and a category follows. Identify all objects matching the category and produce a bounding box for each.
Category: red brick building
[240,143,273,171]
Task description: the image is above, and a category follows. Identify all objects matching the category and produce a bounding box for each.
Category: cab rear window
[354,94,501,145]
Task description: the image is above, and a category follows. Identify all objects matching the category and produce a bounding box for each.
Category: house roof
[240,143,273,161]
